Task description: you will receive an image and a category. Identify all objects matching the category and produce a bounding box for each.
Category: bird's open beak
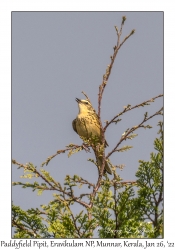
[75,98,81,103]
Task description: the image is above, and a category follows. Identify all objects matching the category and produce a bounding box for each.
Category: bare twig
[104,94,163,131]
[98,17,135,119]
[106,107,163,160]
[41,143,90,167]
[82,91,92,105]
[69,176,95,188]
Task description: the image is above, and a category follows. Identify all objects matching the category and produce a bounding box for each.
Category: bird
[72,98,112,175]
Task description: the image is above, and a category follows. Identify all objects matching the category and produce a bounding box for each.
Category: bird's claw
[82,143,91,153]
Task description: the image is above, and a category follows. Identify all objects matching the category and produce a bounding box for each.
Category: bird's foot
[82,143,91,153]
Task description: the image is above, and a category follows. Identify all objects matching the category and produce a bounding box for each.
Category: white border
[0,0,174,245]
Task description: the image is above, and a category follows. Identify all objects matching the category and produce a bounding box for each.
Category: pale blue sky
[12,12,163,226]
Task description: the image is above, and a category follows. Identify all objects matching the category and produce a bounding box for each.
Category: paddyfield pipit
[72,98,112,175]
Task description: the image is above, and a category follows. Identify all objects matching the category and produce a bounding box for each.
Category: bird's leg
[82,143,91,153]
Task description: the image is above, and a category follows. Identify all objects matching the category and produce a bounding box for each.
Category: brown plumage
[72,98,112,175]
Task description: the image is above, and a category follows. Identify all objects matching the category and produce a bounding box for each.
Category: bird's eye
[85,102,89,105]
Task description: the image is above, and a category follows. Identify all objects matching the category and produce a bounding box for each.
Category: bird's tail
[97,156,112,175]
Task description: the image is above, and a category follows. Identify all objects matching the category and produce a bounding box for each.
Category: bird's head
[75,98,94,114]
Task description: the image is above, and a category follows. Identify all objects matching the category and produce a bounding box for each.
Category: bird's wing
[105,140,109,147]
[94,112,109,147]
[72,119,78,134]
[90,111,109,147]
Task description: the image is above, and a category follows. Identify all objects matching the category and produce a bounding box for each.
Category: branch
[12,160,91,209]
[12,160,60,191]
[82,91,92,105]
[91,17,136,200]
[98,16,135,118]
[106,107,163,160]
[114,179,118,238]
[69,176,95,189]
[70,213,82,237]
[116,180,137,185]
[12,219,40,238]
[41,143,90,167]
[104,94,163,131]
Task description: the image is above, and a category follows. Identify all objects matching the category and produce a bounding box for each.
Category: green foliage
[12,122,163,238]
[67,144,83,158]
[116,145,133,152]
[12,205,51,238]
[135,121,163,238]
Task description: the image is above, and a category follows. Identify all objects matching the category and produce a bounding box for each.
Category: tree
[12,16,163,238]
